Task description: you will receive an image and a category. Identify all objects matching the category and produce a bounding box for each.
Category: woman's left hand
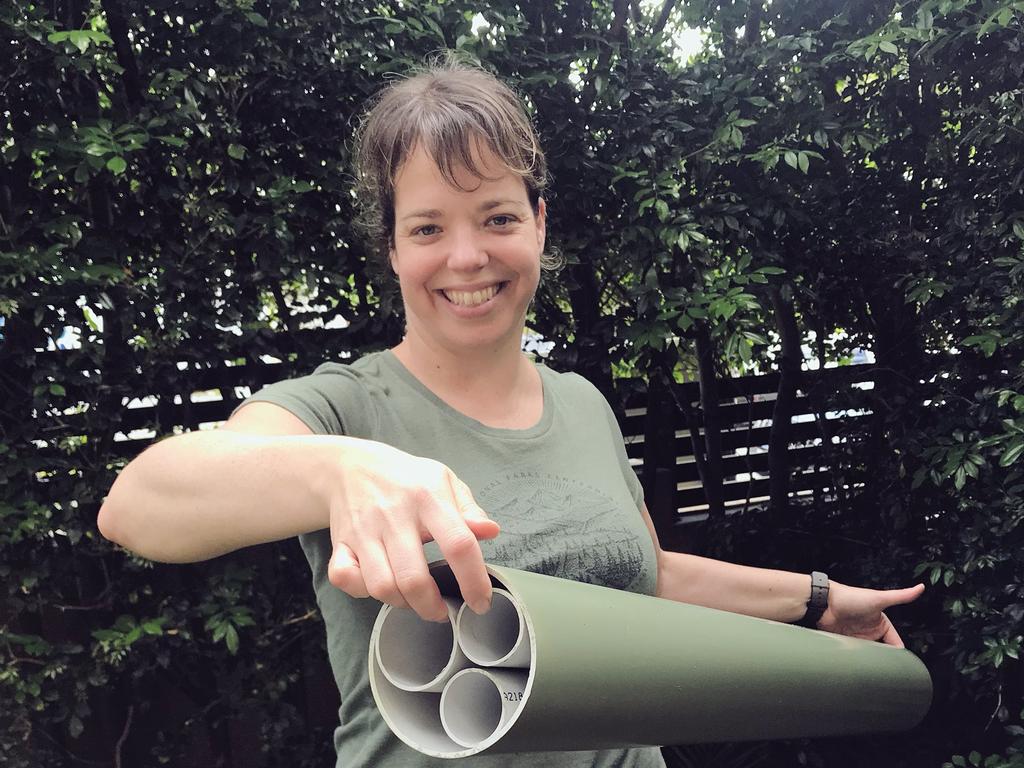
[816,582,925,647]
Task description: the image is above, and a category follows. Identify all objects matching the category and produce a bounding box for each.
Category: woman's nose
[446,229,489,271]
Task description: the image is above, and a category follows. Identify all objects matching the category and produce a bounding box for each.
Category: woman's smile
[438,281,509,309]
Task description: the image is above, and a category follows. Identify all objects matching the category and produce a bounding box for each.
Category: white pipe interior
[457,589,523,665]
[376,605,459,691]
[439,669,505,748]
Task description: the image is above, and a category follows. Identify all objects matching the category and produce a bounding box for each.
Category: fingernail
[471,598,491,615]
[431,608,450,623]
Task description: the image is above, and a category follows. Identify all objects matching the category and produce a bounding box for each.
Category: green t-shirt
[245,350,665,768]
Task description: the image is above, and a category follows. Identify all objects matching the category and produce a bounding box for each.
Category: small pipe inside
[440,670,504,747]
[458,590,522,665]
[377,607,457,690]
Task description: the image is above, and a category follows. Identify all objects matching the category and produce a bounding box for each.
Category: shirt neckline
[377,349,555,440]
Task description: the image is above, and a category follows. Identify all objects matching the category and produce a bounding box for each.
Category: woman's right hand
[325,440,500,622]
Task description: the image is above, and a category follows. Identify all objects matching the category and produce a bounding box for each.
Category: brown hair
[352,54,551,274]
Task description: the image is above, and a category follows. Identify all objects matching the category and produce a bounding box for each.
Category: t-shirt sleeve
[231,362,378,438]
[576,376,645,511]
[604,399,645,511]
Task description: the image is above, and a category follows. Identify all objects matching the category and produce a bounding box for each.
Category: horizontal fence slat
[624,414,870,460]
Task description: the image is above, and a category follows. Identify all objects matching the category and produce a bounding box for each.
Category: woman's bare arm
[98,402,500,619]
[100,403,343,562]
[638,503,923,646]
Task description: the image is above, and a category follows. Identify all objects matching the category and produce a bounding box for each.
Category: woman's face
[389,143,546,357]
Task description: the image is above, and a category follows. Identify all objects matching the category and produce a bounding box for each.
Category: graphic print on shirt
[476,470,648,593]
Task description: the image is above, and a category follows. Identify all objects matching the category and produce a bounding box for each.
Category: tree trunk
[642,368,679,547]
[694,322,724,522]
[566,260,614,400]
[100,0,144,112]
[768,286,801,516]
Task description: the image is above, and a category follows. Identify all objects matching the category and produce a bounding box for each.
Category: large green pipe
[368,561,932,759]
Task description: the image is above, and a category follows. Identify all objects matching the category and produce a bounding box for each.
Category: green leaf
[1012,220,1024,241]
[798,152,809,173]
[227,143,246,160]
[1000,439,1024,467]
[784,151,798,169]
[224,623,240,654]
[106,156,127,175]
[49,383,66,397]
[246,12,268,27]
[879,40,899,54]
[49,29,112,53]
[141,620,164,635]
[157,135,187,148]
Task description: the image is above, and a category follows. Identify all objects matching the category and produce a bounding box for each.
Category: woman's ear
[535,198,547,253]
[388,246,398,275]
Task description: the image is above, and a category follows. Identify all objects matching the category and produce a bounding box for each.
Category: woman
[99,59,923,768]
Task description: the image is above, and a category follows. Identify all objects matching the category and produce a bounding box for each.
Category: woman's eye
[414,224,439,237]
[490,215,516,227]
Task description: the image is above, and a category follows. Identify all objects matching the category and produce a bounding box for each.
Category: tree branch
[743,0,763,46]
[114,704,134,768]
[653,0,677,35]
[611,0,630,43]
[100,0,144,112]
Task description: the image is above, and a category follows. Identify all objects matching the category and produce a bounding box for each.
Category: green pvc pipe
[368,561,932,759]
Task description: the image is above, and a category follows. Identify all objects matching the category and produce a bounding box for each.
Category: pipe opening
[377,604,463,691]
[457,589,526,666]
[440,669,505,747]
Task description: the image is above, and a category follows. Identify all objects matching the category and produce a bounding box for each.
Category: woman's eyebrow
[478,199,526,212]
[400,209,442,222]
[400,200,525,222]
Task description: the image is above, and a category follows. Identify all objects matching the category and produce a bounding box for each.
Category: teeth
[444,284,499,307]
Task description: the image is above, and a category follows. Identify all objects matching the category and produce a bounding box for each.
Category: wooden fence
[82,353,876,535]
[618,364,876,548]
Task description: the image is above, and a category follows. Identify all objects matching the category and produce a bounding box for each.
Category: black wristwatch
[797,571,829,628]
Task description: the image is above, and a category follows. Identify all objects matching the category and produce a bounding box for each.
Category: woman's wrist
[795,571,830,628]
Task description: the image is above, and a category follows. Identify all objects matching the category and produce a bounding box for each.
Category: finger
[880,583,926,609]
[878,615,905,648]
[384,529,448,622]
[327,542,369,598]
[430,475,494,615]
[452,481,501,539]
[358,541,409,610]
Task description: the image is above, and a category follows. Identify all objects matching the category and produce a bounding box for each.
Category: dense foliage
[2,0,1022,766]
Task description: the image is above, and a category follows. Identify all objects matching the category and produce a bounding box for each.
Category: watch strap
[798,571,829,628]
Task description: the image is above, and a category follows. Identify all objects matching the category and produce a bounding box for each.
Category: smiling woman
[389,143,546,371]
[98,53,923,768]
